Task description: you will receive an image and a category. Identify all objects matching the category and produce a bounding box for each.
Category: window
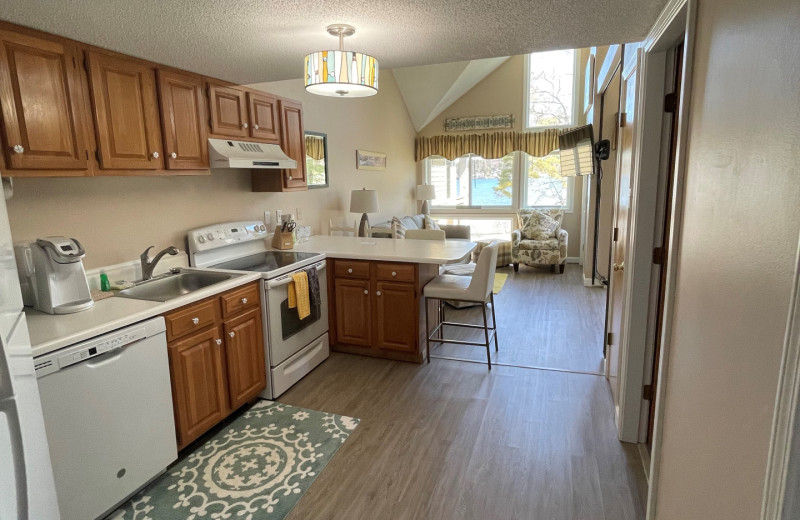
[305,156,327,187]
[525,49,577,129]
[428,154,514,208]
[524,152,573,211]
[436,217,513,241]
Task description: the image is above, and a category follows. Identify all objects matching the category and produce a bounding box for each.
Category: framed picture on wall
[356,150,387,170]
[584,54,595,115]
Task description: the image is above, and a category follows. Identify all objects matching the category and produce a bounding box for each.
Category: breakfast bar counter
[291,236,477,363]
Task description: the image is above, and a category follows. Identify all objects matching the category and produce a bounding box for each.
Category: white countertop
[291,236,476,264]
[26,270,263,358]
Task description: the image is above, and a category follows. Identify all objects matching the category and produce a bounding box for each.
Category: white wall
[654,0,800,518]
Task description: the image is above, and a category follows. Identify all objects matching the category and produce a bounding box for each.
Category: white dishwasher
[34,316,177,520]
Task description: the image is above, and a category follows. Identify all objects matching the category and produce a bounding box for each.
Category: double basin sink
[114,269,241,302]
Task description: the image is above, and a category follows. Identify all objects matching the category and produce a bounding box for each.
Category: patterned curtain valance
[305,136,325,160]
[414,129,561,161]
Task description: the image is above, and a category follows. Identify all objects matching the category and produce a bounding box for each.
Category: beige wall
[655,0,800,518]
[5,70,416,269]
[417,54,584,258]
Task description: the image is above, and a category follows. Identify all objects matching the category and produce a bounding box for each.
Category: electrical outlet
[295,207,303,221]
[275,209,283,224]
[263,210,272,227]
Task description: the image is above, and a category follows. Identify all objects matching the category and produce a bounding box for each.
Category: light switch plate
[263,211,271,227]
[275,209,283,224]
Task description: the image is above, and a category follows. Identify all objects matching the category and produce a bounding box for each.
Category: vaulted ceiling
[1,0,667,85]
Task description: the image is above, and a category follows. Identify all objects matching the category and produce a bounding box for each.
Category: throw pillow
[391,216,408,239]
[424,215,441,230]
[520,210,559,240]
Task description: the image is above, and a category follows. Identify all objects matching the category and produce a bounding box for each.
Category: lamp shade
[350,189,379,213]
[305,51,379,98]
[415,184,436,201]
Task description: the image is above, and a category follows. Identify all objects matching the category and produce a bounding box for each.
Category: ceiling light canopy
[305,24,379,98]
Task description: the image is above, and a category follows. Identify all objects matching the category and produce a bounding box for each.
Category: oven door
[265,260,328,366]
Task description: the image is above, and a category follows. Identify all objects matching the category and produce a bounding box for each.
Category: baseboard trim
[583,275,606,287]
[566,256,581,264]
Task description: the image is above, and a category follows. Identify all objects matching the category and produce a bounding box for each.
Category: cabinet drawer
[165,299,219,341]
[221,282,261,319]
[375,263,415,283]
[334,260,370,279]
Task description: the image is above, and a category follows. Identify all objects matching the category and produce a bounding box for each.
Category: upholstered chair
[511,209,568,274]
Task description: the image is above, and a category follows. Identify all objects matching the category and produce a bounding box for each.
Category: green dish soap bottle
[100,272,111,292]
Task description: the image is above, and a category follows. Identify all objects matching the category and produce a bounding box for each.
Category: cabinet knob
[363,290,368,295]
[391,271,397,277]
[229,331,236,338]
[376,291,381,296]
[152,151,159,159]
[243,123,249,129]
[170,152,177,159]
[12,145,24,154]
[241,297,248,304]
[215,338,222,345]
[253,124,259,130]
[191,317,199,325]
[348,268,353,274]
[288,175,293,180]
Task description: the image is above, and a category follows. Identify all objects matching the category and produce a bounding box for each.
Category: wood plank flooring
[277,353,647,520]
[432,264,607,373]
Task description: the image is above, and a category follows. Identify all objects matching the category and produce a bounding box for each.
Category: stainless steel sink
[115,269,241,302]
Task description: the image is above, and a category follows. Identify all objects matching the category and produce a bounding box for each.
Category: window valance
[304,136,325,160]
[414,129,561,161]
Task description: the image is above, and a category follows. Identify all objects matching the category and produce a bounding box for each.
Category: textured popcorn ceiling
[0,0,667,84]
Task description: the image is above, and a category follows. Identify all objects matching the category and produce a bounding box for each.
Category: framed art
[356,150,387,170]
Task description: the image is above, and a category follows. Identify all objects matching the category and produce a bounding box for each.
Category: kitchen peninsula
[292,236,476,362]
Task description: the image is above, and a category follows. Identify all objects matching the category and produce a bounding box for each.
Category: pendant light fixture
[305,24,379,98]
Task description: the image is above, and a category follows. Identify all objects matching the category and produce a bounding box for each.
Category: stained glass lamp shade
[305,25,379,98]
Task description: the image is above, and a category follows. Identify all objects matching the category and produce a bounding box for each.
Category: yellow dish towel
[287,271,311,320]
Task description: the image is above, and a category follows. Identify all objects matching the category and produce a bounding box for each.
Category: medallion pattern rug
[109,400,359,520]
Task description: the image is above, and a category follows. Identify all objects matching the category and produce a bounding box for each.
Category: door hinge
[607,332,613,346]
[613,227,619,242]
[642,384,654,401]
[652,246,665,265]
[664,92,678,113]
[619,113,627,127]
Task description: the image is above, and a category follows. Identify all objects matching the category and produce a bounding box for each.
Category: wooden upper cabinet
[87,51,163,170]
[156,70,208,169]
[207,82,248,138]
[247,92,280,143]
[0,30,88,171]
[278,99,307,190]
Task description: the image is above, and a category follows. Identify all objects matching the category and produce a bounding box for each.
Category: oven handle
[267,261,327,289]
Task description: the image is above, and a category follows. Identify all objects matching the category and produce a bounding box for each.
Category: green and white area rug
[109,400,359,520]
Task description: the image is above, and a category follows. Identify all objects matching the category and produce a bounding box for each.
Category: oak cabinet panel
[157,69,208,169]
[334,278,372,347]
[374,281,417,353]
[223,308,266,410]
[278,99,307,190]
[0,29,88,171]
[168,327,229,449]
[87,51,163,170]
[247,92,279,143]
[207,82,248,138]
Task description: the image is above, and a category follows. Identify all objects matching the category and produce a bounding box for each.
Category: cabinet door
[247,92,279,143]
[87,51,163,169]
[157,69,208,169]
[207,82,248,138]
[334,278,372,347]
[374,281,418,353]
[168,327,229,448]
[0,30,88,170]
[223,308,267,410]
[278,98,307,190]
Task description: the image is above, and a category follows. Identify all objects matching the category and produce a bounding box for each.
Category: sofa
[371,214,471,241]
[511,209,568,273]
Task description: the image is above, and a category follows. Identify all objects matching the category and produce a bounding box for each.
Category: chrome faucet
[140,245,179,280]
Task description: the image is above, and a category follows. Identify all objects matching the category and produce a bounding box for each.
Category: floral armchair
[511,209,568,273]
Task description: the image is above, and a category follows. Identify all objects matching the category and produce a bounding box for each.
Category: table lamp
[350,188,379,237]
[416,184,436,215]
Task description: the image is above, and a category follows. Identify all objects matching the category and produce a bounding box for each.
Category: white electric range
[188,221,328,398]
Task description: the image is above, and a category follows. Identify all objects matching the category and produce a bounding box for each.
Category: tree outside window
[526,49,576,128]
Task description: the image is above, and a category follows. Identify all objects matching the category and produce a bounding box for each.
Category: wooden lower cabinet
[329,260,437,362]
[164,282,266,449]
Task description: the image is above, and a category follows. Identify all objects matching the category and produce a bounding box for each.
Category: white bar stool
[424,241,500,368]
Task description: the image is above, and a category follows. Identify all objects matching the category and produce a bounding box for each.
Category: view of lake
[467,178,566,207]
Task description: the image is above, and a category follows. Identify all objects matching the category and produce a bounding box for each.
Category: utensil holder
[271,226,294,250]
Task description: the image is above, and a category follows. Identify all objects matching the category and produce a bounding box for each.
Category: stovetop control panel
[188,221,268,254]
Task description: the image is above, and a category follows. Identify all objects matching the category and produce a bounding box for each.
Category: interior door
[278,99,307,190]
[0,30,88,170]
[207,83,248,138]
[247,92,280,143]
[87,51,163,170]
[605,58,638,404]
[156,69,208,170]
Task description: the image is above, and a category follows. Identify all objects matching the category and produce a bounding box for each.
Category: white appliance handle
[267,261,326,289]
[0,399,29,519]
